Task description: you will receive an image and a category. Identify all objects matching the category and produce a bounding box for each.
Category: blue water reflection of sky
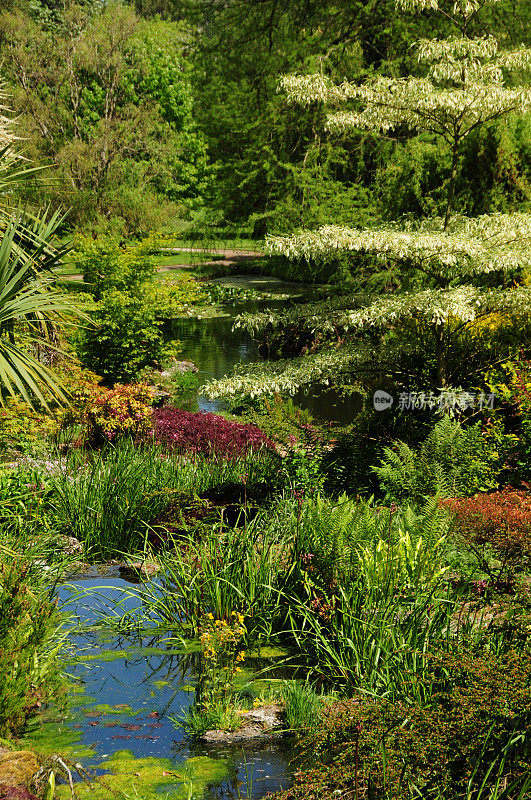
[56,576,293,798]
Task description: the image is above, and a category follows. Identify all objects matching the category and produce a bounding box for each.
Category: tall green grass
[0,524,71,736]
[282,680,323,731]
[50,440,276,559]
[138,516,290,640]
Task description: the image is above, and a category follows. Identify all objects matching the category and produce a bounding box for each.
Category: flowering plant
[197,612,246,714]
[182,612,246,735]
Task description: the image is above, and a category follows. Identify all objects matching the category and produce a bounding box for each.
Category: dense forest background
[0,0,529,240]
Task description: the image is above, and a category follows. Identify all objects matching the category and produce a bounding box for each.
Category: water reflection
[169,295,362,424]
[56,577,294,798]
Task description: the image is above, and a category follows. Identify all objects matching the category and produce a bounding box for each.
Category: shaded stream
[25,573,294,799]
[169,275,362,424]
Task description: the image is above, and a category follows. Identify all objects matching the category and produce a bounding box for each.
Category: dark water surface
[169,283,362,424]
[50,574,294,799]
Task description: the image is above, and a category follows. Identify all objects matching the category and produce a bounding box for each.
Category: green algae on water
[20,717,96,762]
[86,703,139,717]
[56,750,229,799]
[255,645,289,659]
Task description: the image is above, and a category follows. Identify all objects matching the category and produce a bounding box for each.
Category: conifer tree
[206,0,531,399]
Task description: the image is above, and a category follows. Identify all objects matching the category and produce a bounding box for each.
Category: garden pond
[22,569,295,799]
[168,274,363,424]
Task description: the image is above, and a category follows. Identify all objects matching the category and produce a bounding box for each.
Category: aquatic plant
[182,612,246,736]
[281,681,322,732]
[138,515,289,639]
[284,576,462,701]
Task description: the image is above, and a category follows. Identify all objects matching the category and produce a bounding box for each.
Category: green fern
[294,493,450,589]
[373,416,501,503]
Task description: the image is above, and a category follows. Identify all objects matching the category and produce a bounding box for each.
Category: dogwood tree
[206,0,531,399]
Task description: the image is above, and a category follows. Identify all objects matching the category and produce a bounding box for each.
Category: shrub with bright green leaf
[76,289,179,385]
[72,235,158,300]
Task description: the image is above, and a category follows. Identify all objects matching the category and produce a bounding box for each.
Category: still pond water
[29,276,350,799]
[24,572,294,799]
[168,275,362,424]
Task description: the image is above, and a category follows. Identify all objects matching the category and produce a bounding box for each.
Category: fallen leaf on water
[111,735,132,740]
[87,722,99,727]
[121,724,142,731]
[104,723,118,728]
[146,711,160,718]
[147,722,163,729]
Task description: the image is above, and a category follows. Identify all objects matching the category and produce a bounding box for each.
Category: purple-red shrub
[149,407,274,458]
[441,488,531,586]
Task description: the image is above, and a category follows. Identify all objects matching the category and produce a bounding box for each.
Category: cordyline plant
[148,406,274,458]
[205,0,531,400]
[0,87,84,406]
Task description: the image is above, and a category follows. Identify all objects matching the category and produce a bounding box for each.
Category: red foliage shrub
[0,790,40,800]
[149,407,274,458]
[442,488,531,586]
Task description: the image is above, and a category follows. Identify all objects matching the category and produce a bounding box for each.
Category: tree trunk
[435,323,446,388]
[443,137,460,233]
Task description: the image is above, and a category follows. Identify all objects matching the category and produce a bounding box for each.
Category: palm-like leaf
[0,88,86,407]
[0,215,85,407]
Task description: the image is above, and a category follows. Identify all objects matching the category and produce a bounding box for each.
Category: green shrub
[373,416,501,503]
[0,398,59,458]
[271,648,531,800]
[76,289,179,385]
[72,235,158,300]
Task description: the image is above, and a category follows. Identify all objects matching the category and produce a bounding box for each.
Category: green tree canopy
[206,0,531,398]
[0,1,210,234]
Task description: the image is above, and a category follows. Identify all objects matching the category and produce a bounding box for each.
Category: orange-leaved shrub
[69,383,155,446]
[442,488,531,588]
[271,649,531,800]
